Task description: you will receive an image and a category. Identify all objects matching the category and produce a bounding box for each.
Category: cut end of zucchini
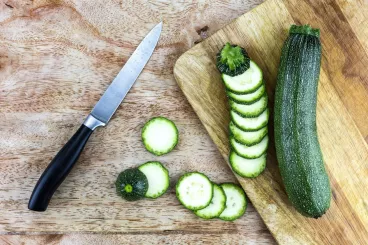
[176,172,213,211]
[142,117,178,156]
[194,184,226,219]
[115,168,148,201]
[216,43,250,76]
[229,151,266,178]
[289,24,320,38]
[219,183,247,221]
[138,161,170,199]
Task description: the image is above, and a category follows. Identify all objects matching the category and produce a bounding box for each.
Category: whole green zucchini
[274,25,331,218]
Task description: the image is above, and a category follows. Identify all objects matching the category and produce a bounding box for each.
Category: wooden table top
[3,0,366,243]
[0,0,276,244]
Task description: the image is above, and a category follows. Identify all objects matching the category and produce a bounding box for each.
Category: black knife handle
[28,124,94,212]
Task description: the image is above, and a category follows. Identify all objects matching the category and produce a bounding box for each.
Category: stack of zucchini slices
[217,43,269,178]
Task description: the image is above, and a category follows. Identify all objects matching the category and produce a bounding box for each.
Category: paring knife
[28,22,163,212]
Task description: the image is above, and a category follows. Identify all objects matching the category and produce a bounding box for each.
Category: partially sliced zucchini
[222,60,263,94]
[231,108,269,131]
[229,151,267,178]
[230,93,268,117]
[138,161,170,199]
[194,184,226,219]
[227,84,265,104]
[142,117,178,156]
[230,121,268,146]
[230,135,269,159]
[176,172,213,211]
[219,183,247,221]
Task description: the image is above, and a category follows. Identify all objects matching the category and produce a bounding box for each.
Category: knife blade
[91,22,162,124]
[28,22,163,212]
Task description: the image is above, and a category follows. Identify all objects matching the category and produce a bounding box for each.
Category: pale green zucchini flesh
[230,108,269,131]
[222,60,263,94]
[229,151,267,178]
[227,83,265,104]
[230,135,269,159]
[229,121,268,146]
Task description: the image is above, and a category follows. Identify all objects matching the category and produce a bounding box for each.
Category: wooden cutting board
[174,0,368,244]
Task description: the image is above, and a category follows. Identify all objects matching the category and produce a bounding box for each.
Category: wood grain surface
[0,0,279,244]
[174,0,368,244]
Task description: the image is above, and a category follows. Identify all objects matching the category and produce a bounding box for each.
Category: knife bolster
[83,114,106,130]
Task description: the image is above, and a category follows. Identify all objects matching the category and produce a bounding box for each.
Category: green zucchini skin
[216,43,250,76]
[115,168,148,201]
[274,25,331,218]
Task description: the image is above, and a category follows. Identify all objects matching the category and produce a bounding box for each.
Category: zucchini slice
[176,172,213,211]
[194,184,226,219]
[222,60,263,94]
[229,151,266,178]
[115,168,148,201]
[229,121,268,146]
[142,117,178,156]
[138,161,170,199]
[230,135,268,159]
[227,84,265,104]
[231,108,269,131]
[230,93,268,117]
[219,183,247,221]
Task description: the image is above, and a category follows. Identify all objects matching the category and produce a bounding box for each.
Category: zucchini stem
[289,24,320,38]
[216,43,250,76]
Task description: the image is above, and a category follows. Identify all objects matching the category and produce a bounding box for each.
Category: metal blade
[90,22,162,124]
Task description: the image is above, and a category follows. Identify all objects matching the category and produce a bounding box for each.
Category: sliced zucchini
[142,117,178,156]
[176,172,213,211]
[229,151,267,178]
[230,121,268,146]
[227,84,265,104]
[194,184,226,219]
[230,93,268,117]
[138,161,170,198]
[230,135,268,159]
[222,60,263,94]
[219,183,247,221]
[231,108,269,131]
